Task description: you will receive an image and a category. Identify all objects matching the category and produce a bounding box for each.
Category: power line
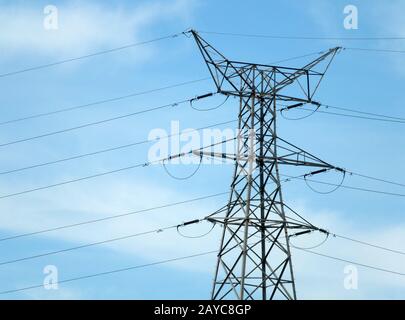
[1,30,402,82]
[281,166,405,192]
[0,138,233,200]
[0,119,237,176]
[0,78,210,126]
[281,205,405,256]
[282,174,405,198]
[0,33,183,79]
[346,47,405,54]
[0,217,211,267]
[6,210,404,268]
[347,171,405,189]
[0,250,217,295]
[198,30,405,41]
[0,162,148,199]
[279,102,405,123]
[0,217,210,267]
[0,225,180,266]
[3,243,405,295]
[321,103,405,121]
[198,31,405,56]
[0,191,230,242]
[295,247,405,277]
[0,126,398,204]
[0,97,193,148]
[330,233,405,256]
[314,168,405,190]
[268,50,328,64]
[284,208,405,256]
[296,107,405,124]
[0,184,402,291]
[3,206,405,268]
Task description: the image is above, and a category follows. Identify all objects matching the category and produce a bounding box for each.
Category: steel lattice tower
[190,30,342,300]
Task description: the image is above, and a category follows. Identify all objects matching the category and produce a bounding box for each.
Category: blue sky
[0,0,405,299]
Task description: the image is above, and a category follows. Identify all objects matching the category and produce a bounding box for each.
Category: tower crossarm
[192,136,343,171]
[189,29,341,101]
[193,150,339,169]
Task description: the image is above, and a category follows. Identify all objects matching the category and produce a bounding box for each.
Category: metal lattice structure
[190,30,342,300]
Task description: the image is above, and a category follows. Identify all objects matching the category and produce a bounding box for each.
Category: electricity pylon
[189,30,342,300]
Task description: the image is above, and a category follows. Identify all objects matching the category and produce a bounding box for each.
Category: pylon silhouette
[190,30,342,300]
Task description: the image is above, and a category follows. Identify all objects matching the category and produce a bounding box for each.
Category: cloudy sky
[0,0,404,299]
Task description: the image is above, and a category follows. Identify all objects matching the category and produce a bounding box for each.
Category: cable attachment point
[316,228,330,235]
[162,151,202,180]
[334,167,346,173]
[176,218,216,239]
[336,46,344,53]
[190,93,214,104]
[304,168,329,178]
[288,227,330,249]
[304,167,346,194]
[309,100,321,107]
[181,29,194,37]
[279,100,321,121]
[179,219,202,227]
[190,92,215,107]
[190,92,228,112]
[288,230,313,238]
[206,217,216,224]
[280,103,304,112]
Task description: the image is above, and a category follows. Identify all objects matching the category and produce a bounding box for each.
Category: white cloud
[0,178,404,298]
[0,0,194,59]
[0,176,221,272]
